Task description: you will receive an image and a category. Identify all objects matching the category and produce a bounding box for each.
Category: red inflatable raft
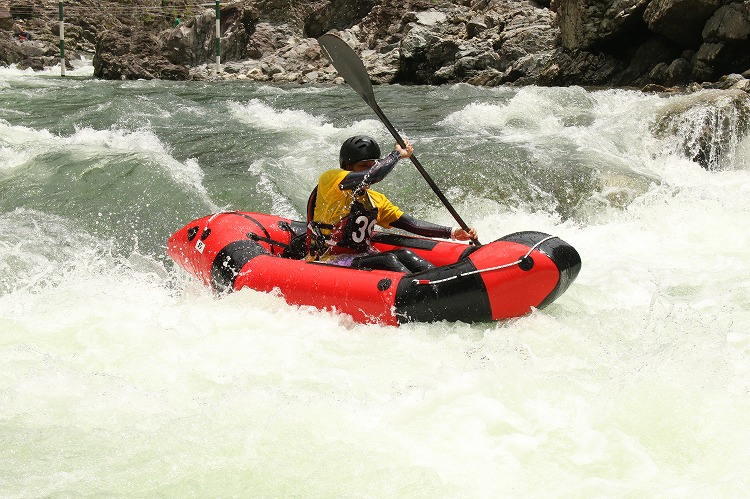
[167,211,581,325]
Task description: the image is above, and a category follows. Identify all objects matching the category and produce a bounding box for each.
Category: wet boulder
[652,88,750,169]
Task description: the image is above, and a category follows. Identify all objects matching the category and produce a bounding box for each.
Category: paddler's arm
[339,141,413,191]
[392,214,477,241]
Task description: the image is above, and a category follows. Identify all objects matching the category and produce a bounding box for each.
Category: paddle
[317,33,481,246]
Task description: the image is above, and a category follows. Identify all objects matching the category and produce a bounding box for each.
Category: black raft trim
[393,259,493,324]
[211,240,268,293]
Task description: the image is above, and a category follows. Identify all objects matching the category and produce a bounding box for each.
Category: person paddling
[306,135,477,272]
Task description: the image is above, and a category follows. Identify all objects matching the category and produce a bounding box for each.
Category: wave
[0,122,216,258]
[0,56,94,80]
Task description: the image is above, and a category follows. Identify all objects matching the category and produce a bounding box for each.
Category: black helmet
[339,135,381,169]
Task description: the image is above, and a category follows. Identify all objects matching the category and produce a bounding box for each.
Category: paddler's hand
[452,227,477,241]
[396,140,413,159]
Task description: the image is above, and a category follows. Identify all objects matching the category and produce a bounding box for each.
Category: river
[1,60,749,496]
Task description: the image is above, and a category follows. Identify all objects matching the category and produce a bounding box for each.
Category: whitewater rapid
[1,61,749,496]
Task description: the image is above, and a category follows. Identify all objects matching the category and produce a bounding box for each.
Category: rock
[466,16,488,39]
[652,88,750,169]
[665,56,693,85]
[304,0,378,38]
[557,0,650,51]
[692,41,724,81]
[398,22,459,84]
[703,2,750,42]
[698,3,750,79]
[537,49,624,86]
[159,24,201,67]
[494,6,557,82]
[0,4,13,31]
[9,1,34,20]
[732,77,750,91]
[617,35,681,86]
[93,27,189,80]
[245,22,292,59]
[1,0,749,91]
[643,0,722,47]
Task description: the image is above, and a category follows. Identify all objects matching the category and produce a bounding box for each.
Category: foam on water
[1,118,212,203]
[4,166,748,495]
[0,57,94,80]
[228,98,336,135]
[1,74,749,495]
[227,97,402,214]
[0,121,54,171]
[68,125,213,203]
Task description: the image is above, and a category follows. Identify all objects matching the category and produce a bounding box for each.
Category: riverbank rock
[93,26,189,80]
[0,0,749,91]
[552,0,750,88]
[183,0,748,91]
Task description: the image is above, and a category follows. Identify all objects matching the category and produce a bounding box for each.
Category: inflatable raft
[167,211,581,325]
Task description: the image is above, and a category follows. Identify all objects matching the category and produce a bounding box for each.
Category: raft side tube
[234,257,402,326]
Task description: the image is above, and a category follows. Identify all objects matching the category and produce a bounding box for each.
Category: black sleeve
[391,213,452,239]
[339,150,401,191]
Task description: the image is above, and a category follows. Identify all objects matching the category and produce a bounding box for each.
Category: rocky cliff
[1,0,749,91]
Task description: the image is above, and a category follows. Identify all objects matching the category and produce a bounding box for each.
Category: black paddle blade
[318,34,378,111]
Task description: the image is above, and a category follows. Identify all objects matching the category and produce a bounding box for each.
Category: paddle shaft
[317,34,480,246]
[368,101,480,245]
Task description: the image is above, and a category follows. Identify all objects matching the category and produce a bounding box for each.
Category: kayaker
[306,135,477,272]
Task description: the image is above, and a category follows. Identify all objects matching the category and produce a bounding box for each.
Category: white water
[1,64,750,496]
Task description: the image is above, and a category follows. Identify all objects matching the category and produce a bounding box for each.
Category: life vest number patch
[195,239,205,253]
[351,215,377,244]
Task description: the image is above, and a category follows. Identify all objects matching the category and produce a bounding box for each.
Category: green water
[1,64,750,496]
